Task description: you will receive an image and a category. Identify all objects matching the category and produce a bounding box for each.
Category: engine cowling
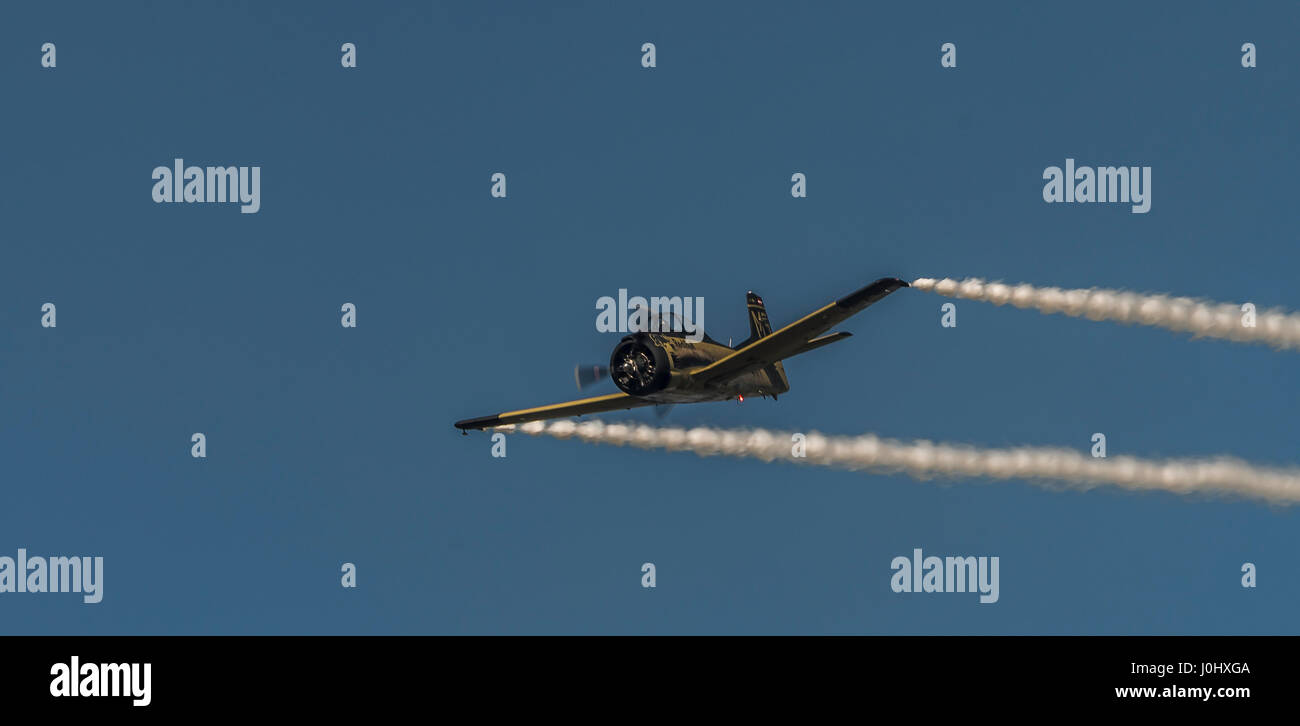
[609,334,672,395]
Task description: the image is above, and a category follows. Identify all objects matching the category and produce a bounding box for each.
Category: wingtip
[454,414,502,431]
[835,277,909,308]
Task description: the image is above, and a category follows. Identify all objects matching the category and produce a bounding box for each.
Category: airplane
[454,276,909,432]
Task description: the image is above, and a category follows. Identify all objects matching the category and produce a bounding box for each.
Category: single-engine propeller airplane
[454,276,908,432]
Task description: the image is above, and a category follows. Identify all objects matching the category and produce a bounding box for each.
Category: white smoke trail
[505,420,1300,504]
[911,277,1300,350]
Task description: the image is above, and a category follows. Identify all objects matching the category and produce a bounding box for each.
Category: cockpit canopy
[628,311,722,345]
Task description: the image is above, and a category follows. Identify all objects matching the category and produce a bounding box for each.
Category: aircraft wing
[454,391,657,431]
[690,277,908,385]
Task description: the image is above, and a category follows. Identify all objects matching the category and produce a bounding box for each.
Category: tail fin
[741,291,789,394]
[739,291,772,347]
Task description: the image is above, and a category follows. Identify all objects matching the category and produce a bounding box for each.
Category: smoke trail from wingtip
[911,277,1300,350]
[504,420,1300,504]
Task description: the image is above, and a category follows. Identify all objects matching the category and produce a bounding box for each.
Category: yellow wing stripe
[689,301,839,382]
[501,392,638,419]
[690,277,907,384]
[455,392,656,430]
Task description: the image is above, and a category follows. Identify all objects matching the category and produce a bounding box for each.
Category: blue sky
[1,1,1297,633]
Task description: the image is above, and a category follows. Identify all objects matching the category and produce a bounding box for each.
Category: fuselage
[615,332,790,404]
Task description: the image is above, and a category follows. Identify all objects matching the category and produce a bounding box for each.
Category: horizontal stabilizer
[789,331,852,357]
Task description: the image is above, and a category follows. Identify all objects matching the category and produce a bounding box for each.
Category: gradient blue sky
[1,1,1297,634]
